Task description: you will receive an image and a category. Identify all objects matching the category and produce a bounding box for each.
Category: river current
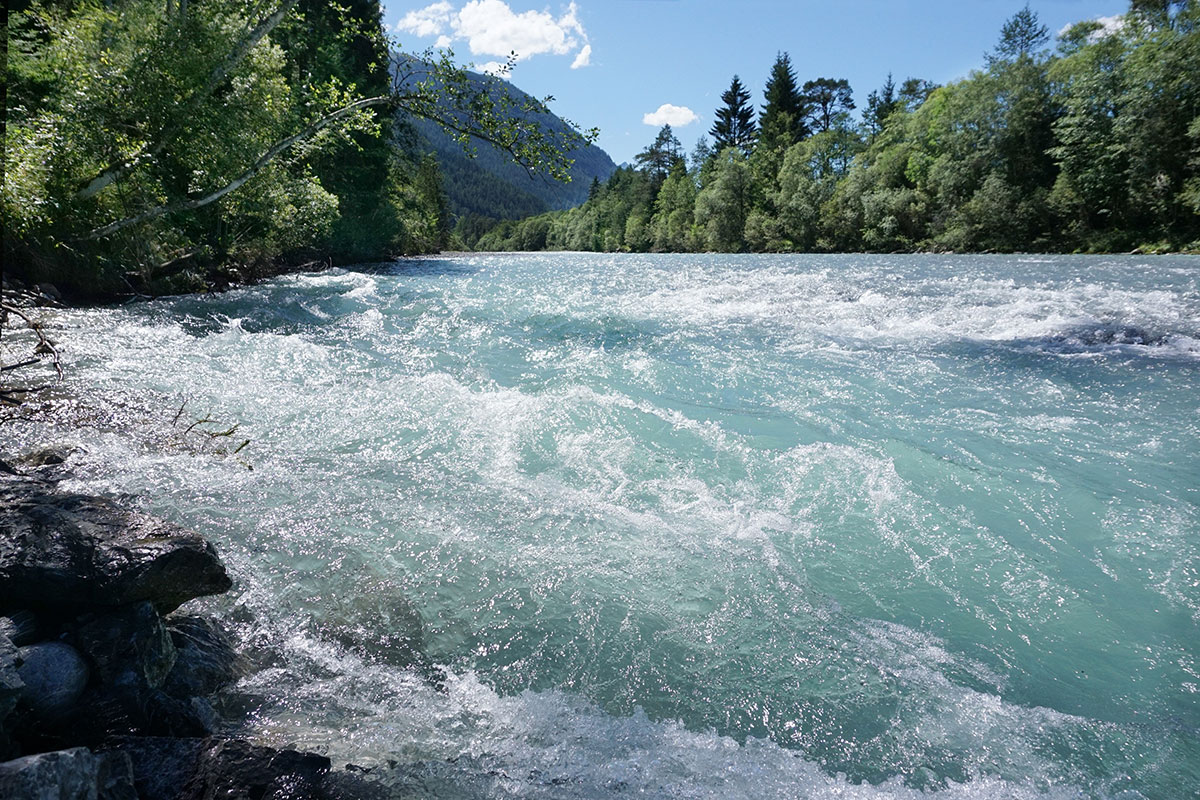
[8,253,1200,798]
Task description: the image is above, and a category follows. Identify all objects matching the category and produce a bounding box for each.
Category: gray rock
[164,615,240,698]
[0,635,24,759]
[104,736,204,800]
[319,767,392,800]
[111,737,331,800]
[14,445,75,469]
[74,602,176,692]
[16,642,89,720]
[0,479,232,614]
[35,283,62,302]
[0,610,40,647]
[0,747,136,800]
[0,635,23,716]
[179,738,330,800]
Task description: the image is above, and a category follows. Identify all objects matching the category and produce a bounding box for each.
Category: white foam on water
[8,253,1197,799]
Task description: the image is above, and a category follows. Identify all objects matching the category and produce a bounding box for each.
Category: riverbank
[0,455,392,798]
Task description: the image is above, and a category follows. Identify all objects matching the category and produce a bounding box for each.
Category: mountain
[393,59,616,221]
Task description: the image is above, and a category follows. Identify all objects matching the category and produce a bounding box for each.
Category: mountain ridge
[393,58,617,221]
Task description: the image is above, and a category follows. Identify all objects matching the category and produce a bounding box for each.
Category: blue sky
[381,0,1129,165]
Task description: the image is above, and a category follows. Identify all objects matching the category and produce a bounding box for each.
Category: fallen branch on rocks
[1,303,62,411]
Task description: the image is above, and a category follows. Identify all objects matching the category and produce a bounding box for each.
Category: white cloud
[642,103,699,127]
[396,1,454,37]
[571,43,591,69]
[1058,14,1125,41]
[477,61,512,79]
[398,1,591,68]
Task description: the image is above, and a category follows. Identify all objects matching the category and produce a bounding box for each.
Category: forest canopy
[2,0,590,298]
[467,2,1200,255]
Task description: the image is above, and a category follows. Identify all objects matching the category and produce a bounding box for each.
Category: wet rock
[0,479,232,614]
[74,602,176,692]
[0,635,23,759]
[319,766,392,800]
[106,736,203,800]
[63,684,215,743]
[15,444,76,469]
[180,739,330,800]
[163,615,240,698]
[0,746,136,799]
[113,737,331,800]
[16,642,89,720]
[36,283,62,303]
[0,636,23,715]
[0,610,40,647]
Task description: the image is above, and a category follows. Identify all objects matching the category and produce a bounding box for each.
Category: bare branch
[1,303,63,381]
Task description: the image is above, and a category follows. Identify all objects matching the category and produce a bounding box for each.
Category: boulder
[35,283,62,303]
[112,737,331,800]
[0,479,232,614]
[319,766,393,800]
[163,615,240,698]
[74,602,176,692]
[104,736,203,800]
[0,610,40,646]
[14,445,76,469]
[179,739,330,800]
[16,642,89,720]
[0,635,23,718]
[0,635,23,759]
[0,746,136,800]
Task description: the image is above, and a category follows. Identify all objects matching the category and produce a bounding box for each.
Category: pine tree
[635,125,684,184]
[864,73,898,136]
[760,53,808,144]
[710,75,757,152]
[988,4,1049,64]
[801,78,856,134]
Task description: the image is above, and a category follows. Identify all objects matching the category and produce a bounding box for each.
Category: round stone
[17,642,90,719]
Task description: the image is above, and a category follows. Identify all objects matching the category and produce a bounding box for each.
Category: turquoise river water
[7,253,1200,798]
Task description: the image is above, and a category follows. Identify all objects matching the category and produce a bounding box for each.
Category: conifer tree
[864,73,898,135]
[800,78,856,134]
[988,4,1049,64]
[710,75,757,151]
[635,125,684,184]
[760,53,808,144]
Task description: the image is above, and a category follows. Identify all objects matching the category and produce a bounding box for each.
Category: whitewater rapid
[6,253,1199,798]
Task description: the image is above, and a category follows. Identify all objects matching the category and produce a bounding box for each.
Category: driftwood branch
[1,303,63,381]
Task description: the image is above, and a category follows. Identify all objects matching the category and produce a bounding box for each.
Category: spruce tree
[760,53,808,144]
[710,75,757,152]
[864,73,898,136]
[635,125,684,184]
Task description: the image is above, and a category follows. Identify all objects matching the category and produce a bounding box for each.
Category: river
[8,253,1200,798]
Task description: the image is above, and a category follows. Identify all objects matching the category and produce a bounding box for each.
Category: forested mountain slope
[395,61,617,222]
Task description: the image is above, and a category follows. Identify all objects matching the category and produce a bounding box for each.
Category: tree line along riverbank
[464,3,1200,256]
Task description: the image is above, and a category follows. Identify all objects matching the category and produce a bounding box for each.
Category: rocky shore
[0,455,385,799]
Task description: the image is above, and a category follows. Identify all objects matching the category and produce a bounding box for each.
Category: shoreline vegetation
[4,3,1197,307]
[461,4,1200,258]
[3,0,591,303]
